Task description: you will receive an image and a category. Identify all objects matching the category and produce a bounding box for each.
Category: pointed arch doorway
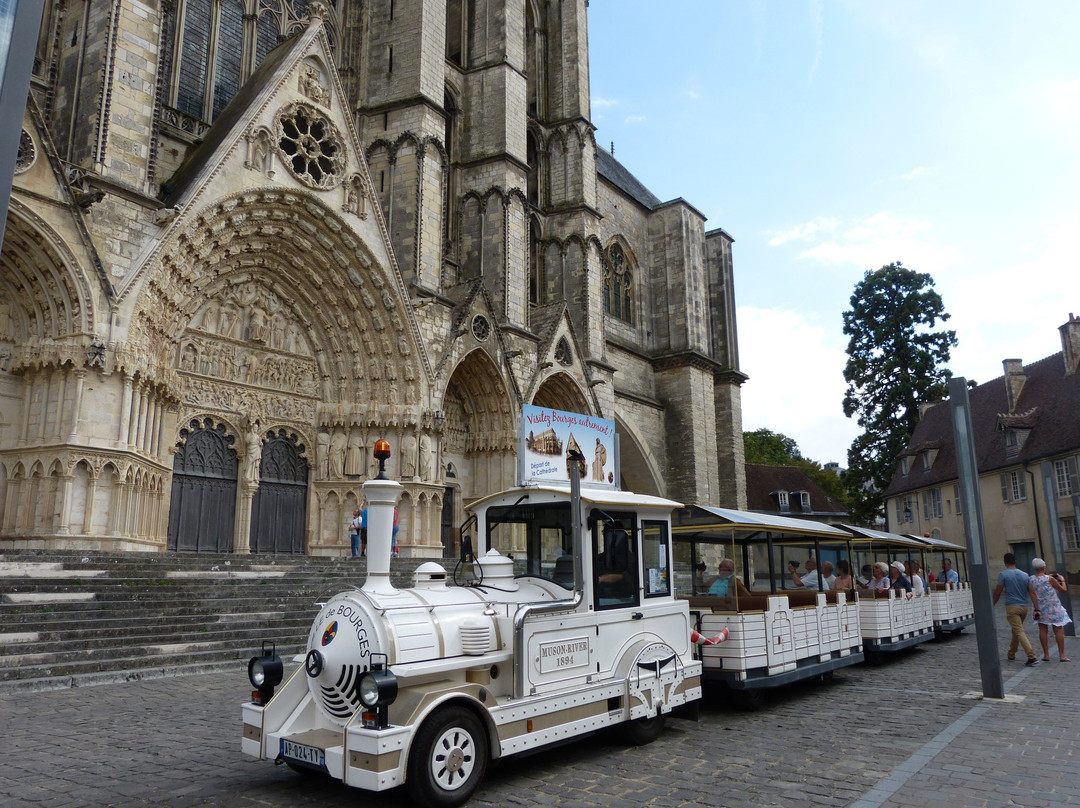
[250,429,309,554]
[167,419,238,553]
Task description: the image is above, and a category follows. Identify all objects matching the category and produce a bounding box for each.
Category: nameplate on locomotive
[538,637,590,673]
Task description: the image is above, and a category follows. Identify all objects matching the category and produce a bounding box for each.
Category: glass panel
[593,512,639,610]
[176,0,212,119]
[641,521,669,598]
[256,7,279,65]
[213,0,244,118]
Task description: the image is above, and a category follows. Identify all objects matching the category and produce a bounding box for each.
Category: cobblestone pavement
[2,619,1077,808]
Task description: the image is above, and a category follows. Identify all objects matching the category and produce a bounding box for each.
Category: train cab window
[641,521,670,597]
[593,517,639,610]
[487,502,572,588]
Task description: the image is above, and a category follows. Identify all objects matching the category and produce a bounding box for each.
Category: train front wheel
[406,705,489,808]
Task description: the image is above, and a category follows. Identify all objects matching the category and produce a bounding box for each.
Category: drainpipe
[1026,465,1046,560]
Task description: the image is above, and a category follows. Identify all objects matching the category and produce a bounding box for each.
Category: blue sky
[587,1,1080,466]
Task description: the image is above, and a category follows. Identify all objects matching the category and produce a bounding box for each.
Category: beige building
[884,316,1080,580]
[0,0,746,556]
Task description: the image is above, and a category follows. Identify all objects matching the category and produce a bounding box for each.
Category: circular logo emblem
[321,621,338,646]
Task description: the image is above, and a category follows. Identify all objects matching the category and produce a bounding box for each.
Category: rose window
[471,314,491,342]
[15,130,36,174]
[276,103,345,190]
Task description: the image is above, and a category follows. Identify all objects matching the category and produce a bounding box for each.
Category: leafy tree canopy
[744,428,803,465]
[842,262,957,523]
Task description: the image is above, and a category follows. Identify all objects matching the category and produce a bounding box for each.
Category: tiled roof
[745,464,848,515]
[884,351,1080,496]
[595,148,663,211]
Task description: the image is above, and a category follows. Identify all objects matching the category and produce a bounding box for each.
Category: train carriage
[672,507,864,700]
[842,526,938,654]
[905,534,975,635]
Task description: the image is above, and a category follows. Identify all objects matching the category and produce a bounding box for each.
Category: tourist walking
[1028,558,1072,662]
[992,553,1038,665]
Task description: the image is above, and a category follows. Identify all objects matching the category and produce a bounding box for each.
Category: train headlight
[358,654,397,728]
[248,642,283,705]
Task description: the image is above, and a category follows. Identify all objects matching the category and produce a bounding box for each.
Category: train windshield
[486,501,574,588]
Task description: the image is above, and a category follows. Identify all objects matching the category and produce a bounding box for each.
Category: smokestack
[361,477,402,595]
[1002,358,1026,413]
[1061,313,1080,377]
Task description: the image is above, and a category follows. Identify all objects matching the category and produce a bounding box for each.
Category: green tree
[743,428,802,465]
[842,262,957,523]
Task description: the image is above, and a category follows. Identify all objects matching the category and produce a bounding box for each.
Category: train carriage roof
[672,505,851,541]
[469,484,682,513]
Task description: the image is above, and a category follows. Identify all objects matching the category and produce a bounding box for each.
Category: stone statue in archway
[329,428,347,479]
[344,428,365,476]
[419,434,433,481]
[244,422,263,486]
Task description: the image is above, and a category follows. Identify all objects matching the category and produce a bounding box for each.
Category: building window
[954,483,962,515]
[903,495,914,522]
[1062,517,1079,552]
[773,491,789,513]
[922,491,931,520]
[603,243,633,324]
[900,456,912,476]
[169,0,313,125]
[930,487,943,518]
[1001,471,1027,503]
[895,498,903,525]
[794,491,810,511]
[1055,458,1077,498]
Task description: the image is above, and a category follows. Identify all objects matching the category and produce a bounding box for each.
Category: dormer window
[900,456,912,475]
[772,491,790,512]
[922,449,939,470]
[1003,428,1030,459]
[792,490,810,511]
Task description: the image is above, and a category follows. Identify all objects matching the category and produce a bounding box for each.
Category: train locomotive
[242,446,701,807]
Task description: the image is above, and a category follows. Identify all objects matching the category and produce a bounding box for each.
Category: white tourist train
[242,417,701,807]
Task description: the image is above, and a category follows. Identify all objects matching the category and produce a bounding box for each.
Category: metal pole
[0,0,47,249]
[1040,462,1076,636]
[948,377,1004,699]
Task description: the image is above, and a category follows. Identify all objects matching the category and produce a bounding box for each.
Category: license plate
[280,739,325,768]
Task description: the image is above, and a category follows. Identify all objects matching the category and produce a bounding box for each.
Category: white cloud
[625,115,646,124]
[766,216,840,246]
[592,97,619,108]
[793,211,964,273]
[898,166,929,181]
[736,305,857,464]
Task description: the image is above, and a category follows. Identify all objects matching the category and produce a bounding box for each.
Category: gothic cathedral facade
[0,0,746,555]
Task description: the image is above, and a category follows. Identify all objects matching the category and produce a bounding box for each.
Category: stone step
[0,549,449,693]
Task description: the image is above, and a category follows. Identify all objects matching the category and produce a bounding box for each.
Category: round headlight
[359,673,380,708]
[249,657,267,687]
[358,668,398,708]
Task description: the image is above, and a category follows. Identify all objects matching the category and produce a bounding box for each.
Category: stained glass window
[603,243,632,324]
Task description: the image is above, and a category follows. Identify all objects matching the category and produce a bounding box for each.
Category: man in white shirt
[791,557,827,590]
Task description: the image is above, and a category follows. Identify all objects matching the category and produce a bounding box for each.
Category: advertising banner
[519,405,617,487]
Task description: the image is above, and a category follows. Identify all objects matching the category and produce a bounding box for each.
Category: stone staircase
[0,550,432,694]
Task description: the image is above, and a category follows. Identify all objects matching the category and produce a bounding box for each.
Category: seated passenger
[889,560,913,597]
[861,562,891,591]
[696,559,751,598]
[906,559,926,595]
[939,557,960,585]
[790,557,827,590]
[820,561,836,589]
[833,560,854,591]
[856,564,873,588]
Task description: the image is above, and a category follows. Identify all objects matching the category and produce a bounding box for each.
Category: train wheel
[623,713,667,746]
[406,705,489,808]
